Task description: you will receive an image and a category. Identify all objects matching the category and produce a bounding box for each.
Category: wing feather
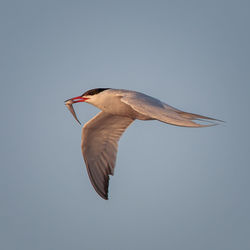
[121,91,220,127]
[81,111,134,200]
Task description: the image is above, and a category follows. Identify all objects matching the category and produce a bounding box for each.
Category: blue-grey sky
[1,0,250,250]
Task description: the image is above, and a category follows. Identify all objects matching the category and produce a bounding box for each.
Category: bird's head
[65,88,110,105]
[64,88,110,124]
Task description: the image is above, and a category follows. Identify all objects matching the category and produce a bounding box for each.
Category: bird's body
[65,88,220,200]
[92,90,147,119]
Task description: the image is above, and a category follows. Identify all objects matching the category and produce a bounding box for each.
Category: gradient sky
[1,0,250,250]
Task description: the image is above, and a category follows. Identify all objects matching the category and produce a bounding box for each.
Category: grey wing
[81,111,134,200]
[121,92,220,127]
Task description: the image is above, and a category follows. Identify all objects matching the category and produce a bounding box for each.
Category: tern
[65,88,221,200]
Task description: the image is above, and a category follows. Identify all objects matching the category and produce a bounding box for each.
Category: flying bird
[65,88,221,200]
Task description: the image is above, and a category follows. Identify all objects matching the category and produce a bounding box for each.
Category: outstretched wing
[81,111,134,200]
[121,91,220,127]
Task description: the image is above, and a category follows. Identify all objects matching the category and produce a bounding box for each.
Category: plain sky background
[1,0,250,250]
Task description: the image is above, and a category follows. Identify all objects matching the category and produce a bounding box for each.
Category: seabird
[65,88,221,200]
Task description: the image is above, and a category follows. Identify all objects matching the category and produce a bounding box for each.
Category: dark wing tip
[85,161,110,200]
[90,177,110,200]
[96,179,109,200]
[102,194,109,200]
[96,187,109,200]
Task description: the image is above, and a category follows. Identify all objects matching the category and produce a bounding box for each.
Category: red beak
[70,96,89,103]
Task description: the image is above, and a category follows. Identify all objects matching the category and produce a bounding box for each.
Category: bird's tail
[158,105,223,128]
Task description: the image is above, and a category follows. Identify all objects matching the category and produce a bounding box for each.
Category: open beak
[65,96,89,104]
[65,96,88,125]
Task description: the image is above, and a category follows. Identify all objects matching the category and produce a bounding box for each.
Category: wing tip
[93,182,110,200]
[92,185,109,200]
[103,195,109,200]
[193,118,225,128]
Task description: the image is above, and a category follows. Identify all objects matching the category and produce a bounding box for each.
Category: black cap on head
[82,88,110,97]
